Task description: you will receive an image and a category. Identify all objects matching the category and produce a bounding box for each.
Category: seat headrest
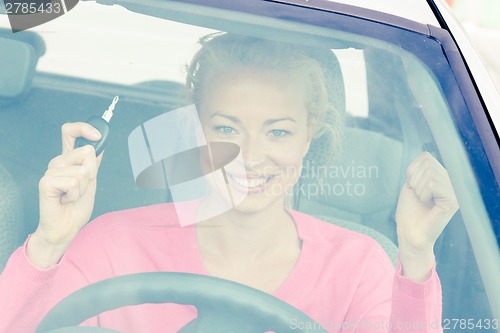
[304,48,346,167]
[0,29,45,101]
[298,127,403,219]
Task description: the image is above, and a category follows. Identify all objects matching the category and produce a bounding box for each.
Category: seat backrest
[297,127,403,241]
[314,215,398,267]
[0,164,23,272]
[295,48,403,242]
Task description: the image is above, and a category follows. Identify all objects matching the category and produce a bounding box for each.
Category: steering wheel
[35,272,327,333]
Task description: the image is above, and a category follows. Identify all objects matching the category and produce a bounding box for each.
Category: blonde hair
[186,33,342,159]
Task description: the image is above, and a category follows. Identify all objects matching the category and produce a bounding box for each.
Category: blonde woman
[0,34,458,332]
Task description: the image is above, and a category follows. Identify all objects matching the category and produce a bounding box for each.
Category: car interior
[0,1,496,327]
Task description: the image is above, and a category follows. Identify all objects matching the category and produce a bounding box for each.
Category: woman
[0,33,458,332]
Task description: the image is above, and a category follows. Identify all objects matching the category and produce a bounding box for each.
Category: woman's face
[198,68,313,214]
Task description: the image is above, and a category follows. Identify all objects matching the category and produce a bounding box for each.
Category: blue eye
[269,129,289,137]
[215,126,237,135]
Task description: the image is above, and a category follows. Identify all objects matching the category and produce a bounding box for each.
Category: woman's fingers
[406,151,459,212]
[39,174,82,204]
[40,144,100,207]
[407,153,444,185]
[61,122,101,155]
[48,145,99,180]
[43,165,92,201]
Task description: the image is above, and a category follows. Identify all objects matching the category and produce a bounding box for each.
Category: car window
[333,49,369,118]
[0,0,498,330]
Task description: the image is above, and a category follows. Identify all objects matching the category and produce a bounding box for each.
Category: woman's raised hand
[395,152,459,282]
[27,122,103,269]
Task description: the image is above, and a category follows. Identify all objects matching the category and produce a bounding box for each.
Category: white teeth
[231,176,270,188]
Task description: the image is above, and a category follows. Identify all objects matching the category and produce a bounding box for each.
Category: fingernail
[91,127,102,139]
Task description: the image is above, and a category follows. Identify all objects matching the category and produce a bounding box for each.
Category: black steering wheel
[35,272,327,333]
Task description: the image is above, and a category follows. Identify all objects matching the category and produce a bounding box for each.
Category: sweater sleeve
[343,249,442,333]
[389,258,442,332]
[0,236,97,333]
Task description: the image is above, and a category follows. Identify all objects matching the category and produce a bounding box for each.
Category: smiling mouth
[227,174,275,190]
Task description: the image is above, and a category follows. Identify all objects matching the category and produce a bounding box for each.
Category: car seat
[0,29,43,271]
[298,127,403,241]
[294,47,400,265]
[0,164,23,271]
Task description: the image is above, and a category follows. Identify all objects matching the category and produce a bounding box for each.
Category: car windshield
[0,1,498,331]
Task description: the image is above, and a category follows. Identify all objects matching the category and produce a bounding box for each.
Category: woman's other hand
[395,151,459,282]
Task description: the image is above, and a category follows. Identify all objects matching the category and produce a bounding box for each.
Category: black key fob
[74,96,118,156]
[75,115,110,156]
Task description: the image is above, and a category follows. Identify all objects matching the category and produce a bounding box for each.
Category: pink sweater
[0,203,442,332]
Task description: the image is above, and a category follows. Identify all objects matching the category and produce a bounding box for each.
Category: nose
[241,135,266,168]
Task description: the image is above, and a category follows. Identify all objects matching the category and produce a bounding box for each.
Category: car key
[75,96,119,156]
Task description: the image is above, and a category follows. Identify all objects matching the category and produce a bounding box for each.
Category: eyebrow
[210,113,297,125]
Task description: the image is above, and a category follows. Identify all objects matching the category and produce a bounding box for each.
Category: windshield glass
[0,1,498,332]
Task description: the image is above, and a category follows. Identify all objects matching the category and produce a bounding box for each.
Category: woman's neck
[195,199,300,265]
